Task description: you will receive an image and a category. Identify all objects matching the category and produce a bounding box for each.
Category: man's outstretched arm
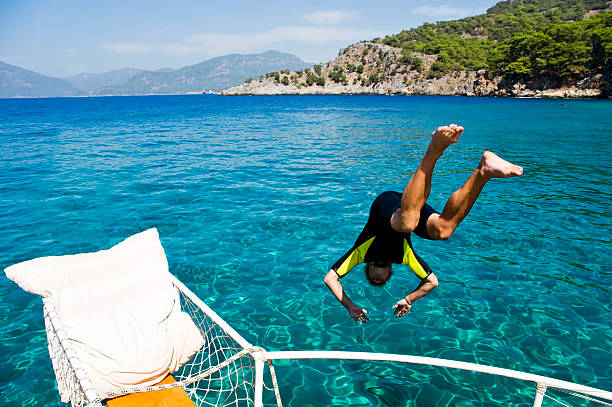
[393,273,439,318]
[324,269,369,323]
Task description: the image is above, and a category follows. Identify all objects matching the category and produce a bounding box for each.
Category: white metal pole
[265,350,612,401]
[253,351,265,407]
[532,383,547,407]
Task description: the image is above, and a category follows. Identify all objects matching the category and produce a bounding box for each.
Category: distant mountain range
[0,62,82,98]
[0,51,311,98]
[64,68,147,93]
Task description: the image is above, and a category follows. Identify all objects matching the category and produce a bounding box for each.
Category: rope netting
[43,281,281,407]
[166,287,257,407]
[44,300,90,407]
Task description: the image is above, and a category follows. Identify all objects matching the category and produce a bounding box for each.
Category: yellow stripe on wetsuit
[402,239,428,279]
[335,237,375,277]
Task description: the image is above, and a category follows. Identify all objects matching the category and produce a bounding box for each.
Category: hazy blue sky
[1,0,502,78]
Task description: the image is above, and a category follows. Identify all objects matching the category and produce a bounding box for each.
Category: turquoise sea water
[0,95,610,406]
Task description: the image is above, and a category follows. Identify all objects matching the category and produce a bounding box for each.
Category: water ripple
[0,95,610,406]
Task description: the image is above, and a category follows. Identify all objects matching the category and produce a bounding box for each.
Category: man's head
[364,261,393,286]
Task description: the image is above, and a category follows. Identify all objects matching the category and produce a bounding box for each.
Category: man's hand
[348,304,369,323]
[393,298,412,318]
[325,270,369,323]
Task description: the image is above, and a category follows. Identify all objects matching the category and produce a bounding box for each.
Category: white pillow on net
[5,228,204,400]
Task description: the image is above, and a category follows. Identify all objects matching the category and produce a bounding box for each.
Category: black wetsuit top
[331,191,436,279]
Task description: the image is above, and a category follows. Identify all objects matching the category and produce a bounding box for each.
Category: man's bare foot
[430,124,464,154]
[478,151,523,179]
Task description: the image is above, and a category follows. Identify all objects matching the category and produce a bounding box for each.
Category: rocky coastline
[221,42,608,98]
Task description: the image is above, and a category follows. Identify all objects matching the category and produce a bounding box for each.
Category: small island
[223,1,611,98]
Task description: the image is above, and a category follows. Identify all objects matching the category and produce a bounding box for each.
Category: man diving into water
[324,124,523,323]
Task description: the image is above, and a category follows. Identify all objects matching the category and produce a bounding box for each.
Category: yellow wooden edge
[106,375,196,407]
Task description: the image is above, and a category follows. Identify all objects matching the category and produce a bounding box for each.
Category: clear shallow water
[0,95,610,406]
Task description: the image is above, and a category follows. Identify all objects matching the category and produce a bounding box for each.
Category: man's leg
[426,151,523,240]
[391,124,463,233]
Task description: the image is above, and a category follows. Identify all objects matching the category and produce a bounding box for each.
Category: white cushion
[4,228,204,400]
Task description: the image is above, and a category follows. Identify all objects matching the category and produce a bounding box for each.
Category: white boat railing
[173,275,612,407]
[37,274,612,407]
[253,350,612,407]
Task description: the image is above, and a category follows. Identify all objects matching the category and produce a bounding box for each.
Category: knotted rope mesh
[44,300,90,407]
[43,282,280,407]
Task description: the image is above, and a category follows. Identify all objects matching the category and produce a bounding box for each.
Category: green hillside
[380,0,611,84]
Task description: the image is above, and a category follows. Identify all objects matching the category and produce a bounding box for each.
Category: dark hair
[364,263,393,287]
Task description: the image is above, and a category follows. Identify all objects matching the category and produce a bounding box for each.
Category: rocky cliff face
[221,42,604,98]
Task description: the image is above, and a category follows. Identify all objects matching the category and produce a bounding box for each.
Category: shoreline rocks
[221,42,607,99]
